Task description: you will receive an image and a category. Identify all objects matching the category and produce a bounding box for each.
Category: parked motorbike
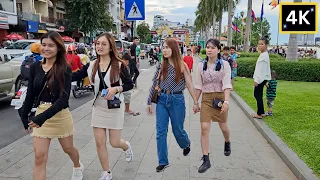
[71,80,93,98]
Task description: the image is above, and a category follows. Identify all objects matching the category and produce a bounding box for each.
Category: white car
[0,40,39,59]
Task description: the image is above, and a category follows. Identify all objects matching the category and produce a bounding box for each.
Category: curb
[231,91,319,180]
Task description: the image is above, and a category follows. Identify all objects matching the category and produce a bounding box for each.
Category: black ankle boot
[198,154,211,173]
[224,141,231,156]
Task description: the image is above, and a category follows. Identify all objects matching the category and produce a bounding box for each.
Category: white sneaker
[124,141,133,162]
[99,171,112,180]
[71,162,84,180]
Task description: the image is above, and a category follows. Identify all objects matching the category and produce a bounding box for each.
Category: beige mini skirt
[32,104,74,138]
[200,92,228,123]
[91,96,124,129]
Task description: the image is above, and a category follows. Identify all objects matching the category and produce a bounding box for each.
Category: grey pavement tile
[162,164,190,180]
[134,172,163,180]
[111,161,140,180]
[137,153,158,174]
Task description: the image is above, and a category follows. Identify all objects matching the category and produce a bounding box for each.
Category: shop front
[0,0,18,42]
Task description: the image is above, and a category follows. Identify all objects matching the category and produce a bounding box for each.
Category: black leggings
[254,80,267,116]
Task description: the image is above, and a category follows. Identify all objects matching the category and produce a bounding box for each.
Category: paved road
[0,58,154,149]
[0,92,94,149]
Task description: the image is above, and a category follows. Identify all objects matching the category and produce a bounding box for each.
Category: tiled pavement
[0,58,297,180]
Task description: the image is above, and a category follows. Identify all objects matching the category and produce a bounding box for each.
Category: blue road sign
[125,0,145,21]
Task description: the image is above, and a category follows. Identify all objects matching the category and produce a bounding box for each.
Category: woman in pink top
[194,39,232,173]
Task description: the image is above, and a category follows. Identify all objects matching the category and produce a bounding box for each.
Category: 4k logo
[279,2,318,34]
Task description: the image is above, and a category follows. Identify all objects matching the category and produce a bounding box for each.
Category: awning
[0,15,9,29]
[47,27,63,32]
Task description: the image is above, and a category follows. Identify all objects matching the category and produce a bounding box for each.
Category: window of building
[16,3,22,13]
[0,0,16,13]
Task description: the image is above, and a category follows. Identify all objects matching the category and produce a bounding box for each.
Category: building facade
[0,0,18,41]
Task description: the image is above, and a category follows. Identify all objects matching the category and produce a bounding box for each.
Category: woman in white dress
[72,33,134,180]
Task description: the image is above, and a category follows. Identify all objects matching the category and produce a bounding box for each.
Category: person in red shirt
[66,45,82,72]
[183,49,194,73]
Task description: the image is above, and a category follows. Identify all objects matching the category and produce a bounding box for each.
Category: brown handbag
[151,68,162,104]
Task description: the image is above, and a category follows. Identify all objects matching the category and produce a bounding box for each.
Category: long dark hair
[41,31,69,96]
[162,38,183,83]
[204,38,222,71]
[91,33,124,83]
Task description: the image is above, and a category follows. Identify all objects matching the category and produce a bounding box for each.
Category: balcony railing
[41,16,56,23]
[17,12,40,21]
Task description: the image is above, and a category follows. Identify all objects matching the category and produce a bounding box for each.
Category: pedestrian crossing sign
[128,2,142,19]
[125,0,145,20]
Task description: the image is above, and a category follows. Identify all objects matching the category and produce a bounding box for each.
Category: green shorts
[266,98,275,108]
[123,91,131,104]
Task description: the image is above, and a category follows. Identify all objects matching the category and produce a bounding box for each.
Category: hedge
[201,49,206,55]
[239,52,283,59]
[237,58,320,82]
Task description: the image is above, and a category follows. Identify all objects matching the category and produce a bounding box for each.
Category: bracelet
[193,102,199,105]
[224,101,229,105]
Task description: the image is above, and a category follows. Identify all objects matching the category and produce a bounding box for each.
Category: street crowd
[18,31,272,180]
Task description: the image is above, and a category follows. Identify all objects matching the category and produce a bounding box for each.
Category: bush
[239,52,283,59]
[201,49,206,54]
[237,58,320,82]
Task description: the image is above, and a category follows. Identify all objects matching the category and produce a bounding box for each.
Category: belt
[40,101,52,105]
[161,90,183,94]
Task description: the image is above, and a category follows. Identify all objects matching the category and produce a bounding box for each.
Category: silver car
[0,54,21,101]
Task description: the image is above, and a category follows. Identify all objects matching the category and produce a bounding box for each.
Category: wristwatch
[224,101,229,105]
[116,87,121,93]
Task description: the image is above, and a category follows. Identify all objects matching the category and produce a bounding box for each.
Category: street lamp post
[240,11,245,47]
[231,11,234,48]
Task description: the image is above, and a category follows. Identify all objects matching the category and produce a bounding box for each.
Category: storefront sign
[38,23,47,33]
[26,20,39,32]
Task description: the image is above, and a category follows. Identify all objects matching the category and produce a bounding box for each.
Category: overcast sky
[144,0,320,45]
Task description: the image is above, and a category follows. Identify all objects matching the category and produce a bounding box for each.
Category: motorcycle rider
[67,45,82,87]
[76,45,90,87]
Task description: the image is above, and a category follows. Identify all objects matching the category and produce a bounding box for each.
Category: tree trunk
[212,15,217,39]
[218,16,222,41]
[286,0,302,61]
[244,0,252,52]
[227,0,233,46]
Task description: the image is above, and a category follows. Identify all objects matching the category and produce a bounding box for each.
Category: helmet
[67,45,76,52]
[30,43,41,54]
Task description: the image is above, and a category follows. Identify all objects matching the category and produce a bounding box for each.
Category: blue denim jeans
[156,92,190,165]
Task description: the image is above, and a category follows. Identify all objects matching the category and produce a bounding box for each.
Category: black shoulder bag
[98,64,122,109]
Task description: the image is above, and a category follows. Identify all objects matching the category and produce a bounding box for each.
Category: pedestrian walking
[147,38,200,172]
[252,36,271,119]
[194,39,232,173]
[130,37,140,87]
[72,33,134,180]
[20,31,83,180]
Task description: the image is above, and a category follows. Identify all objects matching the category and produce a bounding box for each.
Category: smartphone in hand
[101,89,108,97]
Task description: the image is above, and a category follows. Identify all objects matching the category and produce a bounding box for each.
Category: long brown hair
[91,33,124,84]
[161,38,183,83]
[41,31,69,96]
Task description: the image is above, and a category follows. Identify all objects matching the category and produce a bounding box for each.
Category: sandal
[125,111,141,116]
[252,114,263,119]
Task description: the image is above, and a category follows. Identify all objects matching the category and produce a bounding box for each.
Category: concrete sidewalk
[0,61,297,180]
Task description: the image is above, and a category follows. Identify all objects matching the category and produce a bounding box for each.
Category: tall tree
[286,0,301,61]
[232,17,271,47]
[137,22,151,43]
[227,0,234,46]
[64,0,114,39]
[243,0,252,52]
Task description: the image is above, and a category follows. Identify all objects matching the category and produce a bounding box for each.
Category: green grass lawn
[234,77,320,177]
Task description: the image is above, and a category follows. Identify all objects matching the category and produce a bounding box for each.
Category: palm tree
[227,0,234,46]
[243,0,252,52]
[286,0,302,61]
